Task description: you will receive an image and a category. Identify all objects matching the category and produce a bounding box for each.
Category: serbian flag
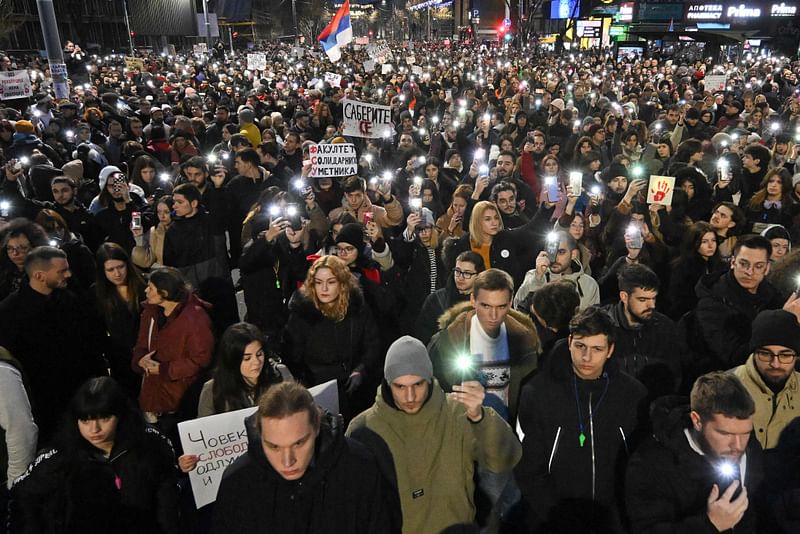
[318,0,353,63]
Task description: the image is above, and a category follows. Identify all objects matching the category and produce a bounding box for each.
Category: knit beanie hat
[14,120,35,134]
[335,223,366,253]
[61,160,84,183]
[384,336,434,383]
[749,310,800,355]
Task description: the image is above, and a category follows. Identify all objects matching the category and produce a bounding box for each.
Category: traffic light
[498,24,506,35]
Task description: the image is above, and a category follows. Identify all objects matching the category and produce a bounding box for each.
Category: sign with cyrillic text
[324,71,342,88]
[246,53,267,71]
[0,70,32,100]
[342,98,393,139]
[178,380,338,508]
[309,143,358,178]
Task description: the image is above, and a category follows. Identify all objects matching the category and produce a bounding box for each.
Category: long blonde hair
[303,255,356,322]
[469,201,503,247]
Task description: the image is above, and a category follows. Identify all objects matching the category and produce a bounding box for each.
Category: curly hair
[303,255,356,322]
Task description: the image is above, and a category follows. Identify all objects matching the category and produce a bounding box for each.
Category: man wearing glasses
[415,251,485,345]
[732,309,800,450]
[696,235,786,369]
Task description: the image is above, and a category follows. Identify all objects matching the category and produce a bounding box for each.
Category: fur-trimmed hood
[436,300,540,355]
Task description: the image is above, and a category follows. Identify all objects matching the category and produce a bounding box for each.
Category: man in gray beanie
[346,335,521,533]
[732,308,800,449]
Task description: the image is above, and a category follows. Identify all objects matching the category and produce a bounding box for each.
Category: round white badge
[500,249,510,258]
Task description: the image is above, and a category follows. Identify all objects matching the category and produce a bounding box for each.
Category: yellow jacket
[733,354,800,449]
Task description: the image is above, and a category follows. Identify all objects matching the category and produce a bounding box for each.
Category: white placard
[309,143,358,178]
[704,74,727,92]
[247,53,267,71]
[192,43,208,55]
[324,71,342,88]
[291,47,305,58]
[0,70,32,100]
[178,380,339,509]
[364,59,376,73]
[342,98,393,139]
[381,63,393,75]
[411,66,423,76]
[366,43,393,64]
[647,175,676,206]
[406,56,416,65]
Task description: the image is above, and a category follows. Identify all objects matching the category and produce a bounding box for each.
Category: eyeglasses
[454,269,477,279]
[6,244,30,255]
[733,259,768,274]
[336,245,357,254]
[754,349,797,364]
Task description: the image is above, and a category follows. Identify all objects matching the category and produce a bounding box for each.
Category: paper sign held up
[647,175,675,206]
[178,379,339,509]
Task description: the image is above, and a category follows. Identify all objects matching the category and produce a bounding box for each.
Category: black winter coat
[447,204,554,288]
[0,285,104,441]
[515,340,647,534]
[211,411,396,534]
[414,279,470,345]
[602,301,687,399]
[9,427,179,534]
[389,235,446,335]
[239,233,314,340]
[626,398,764,534]
[694,270,785,369]
[282,287,380,387]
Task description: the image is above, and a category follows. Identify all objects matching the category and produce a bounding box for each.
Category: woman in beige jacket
[132,195,173,269]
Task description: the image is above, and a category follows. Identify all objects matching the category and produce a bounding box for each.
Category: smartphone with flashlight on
[130,211,142,231]
[714,460,742,499]
[545,177,560,203]
[546,232,560,263]
[626,224,643,250]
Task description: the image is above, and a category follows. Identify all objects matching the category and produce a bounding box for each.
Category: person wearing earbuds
[515,306,647,534]
[626,372,763,534]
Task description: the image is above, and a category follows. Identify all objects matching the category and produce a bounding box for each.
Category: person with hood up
[515,306,648,534]
[514,230,600,311]
[212,381,396,534]
[237,106,261,148]
[92,165,148,253]
[347,335,522,534]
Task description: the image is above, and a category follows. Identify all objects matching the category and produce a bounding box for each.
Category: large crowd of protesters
[0,34,799,533]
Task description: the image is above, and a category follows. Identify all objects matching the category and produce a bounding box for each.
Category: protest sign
[381,63,393,75]
[342,99,393,139]
[355,36,369,45]
[411,66,423,76]
[309,143,358,178]
[178,380,338,508]
[364,59,376,73]
[247,53,267,71]
[0,70,32,100]
[324,71,342,87]
[704,74,727,92]
[192,43,208,55]
[291,46,305,58]
[406,56,416,65]
[366,43,393,64]
[647,175,676,206]
[124,57,145,72]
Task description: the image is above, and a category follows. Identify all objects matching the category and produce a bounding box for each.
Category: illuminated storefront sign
[617,2,634,21]
[685,4,724,20]
[726,3,761,17]
[770,2,797,15]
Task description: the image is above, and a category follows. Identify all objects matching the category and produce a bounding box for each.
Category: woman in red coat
[132,267,214,437]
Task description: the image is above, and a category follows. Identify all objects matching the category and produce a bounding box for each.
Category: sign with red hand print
[647,175,675,206]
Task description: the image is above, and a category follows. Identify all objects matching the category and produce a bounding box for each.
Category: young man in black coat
[0,247,104,443]
[211,382,397,534]
[626,372,764,534]
[515,306,648,533]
